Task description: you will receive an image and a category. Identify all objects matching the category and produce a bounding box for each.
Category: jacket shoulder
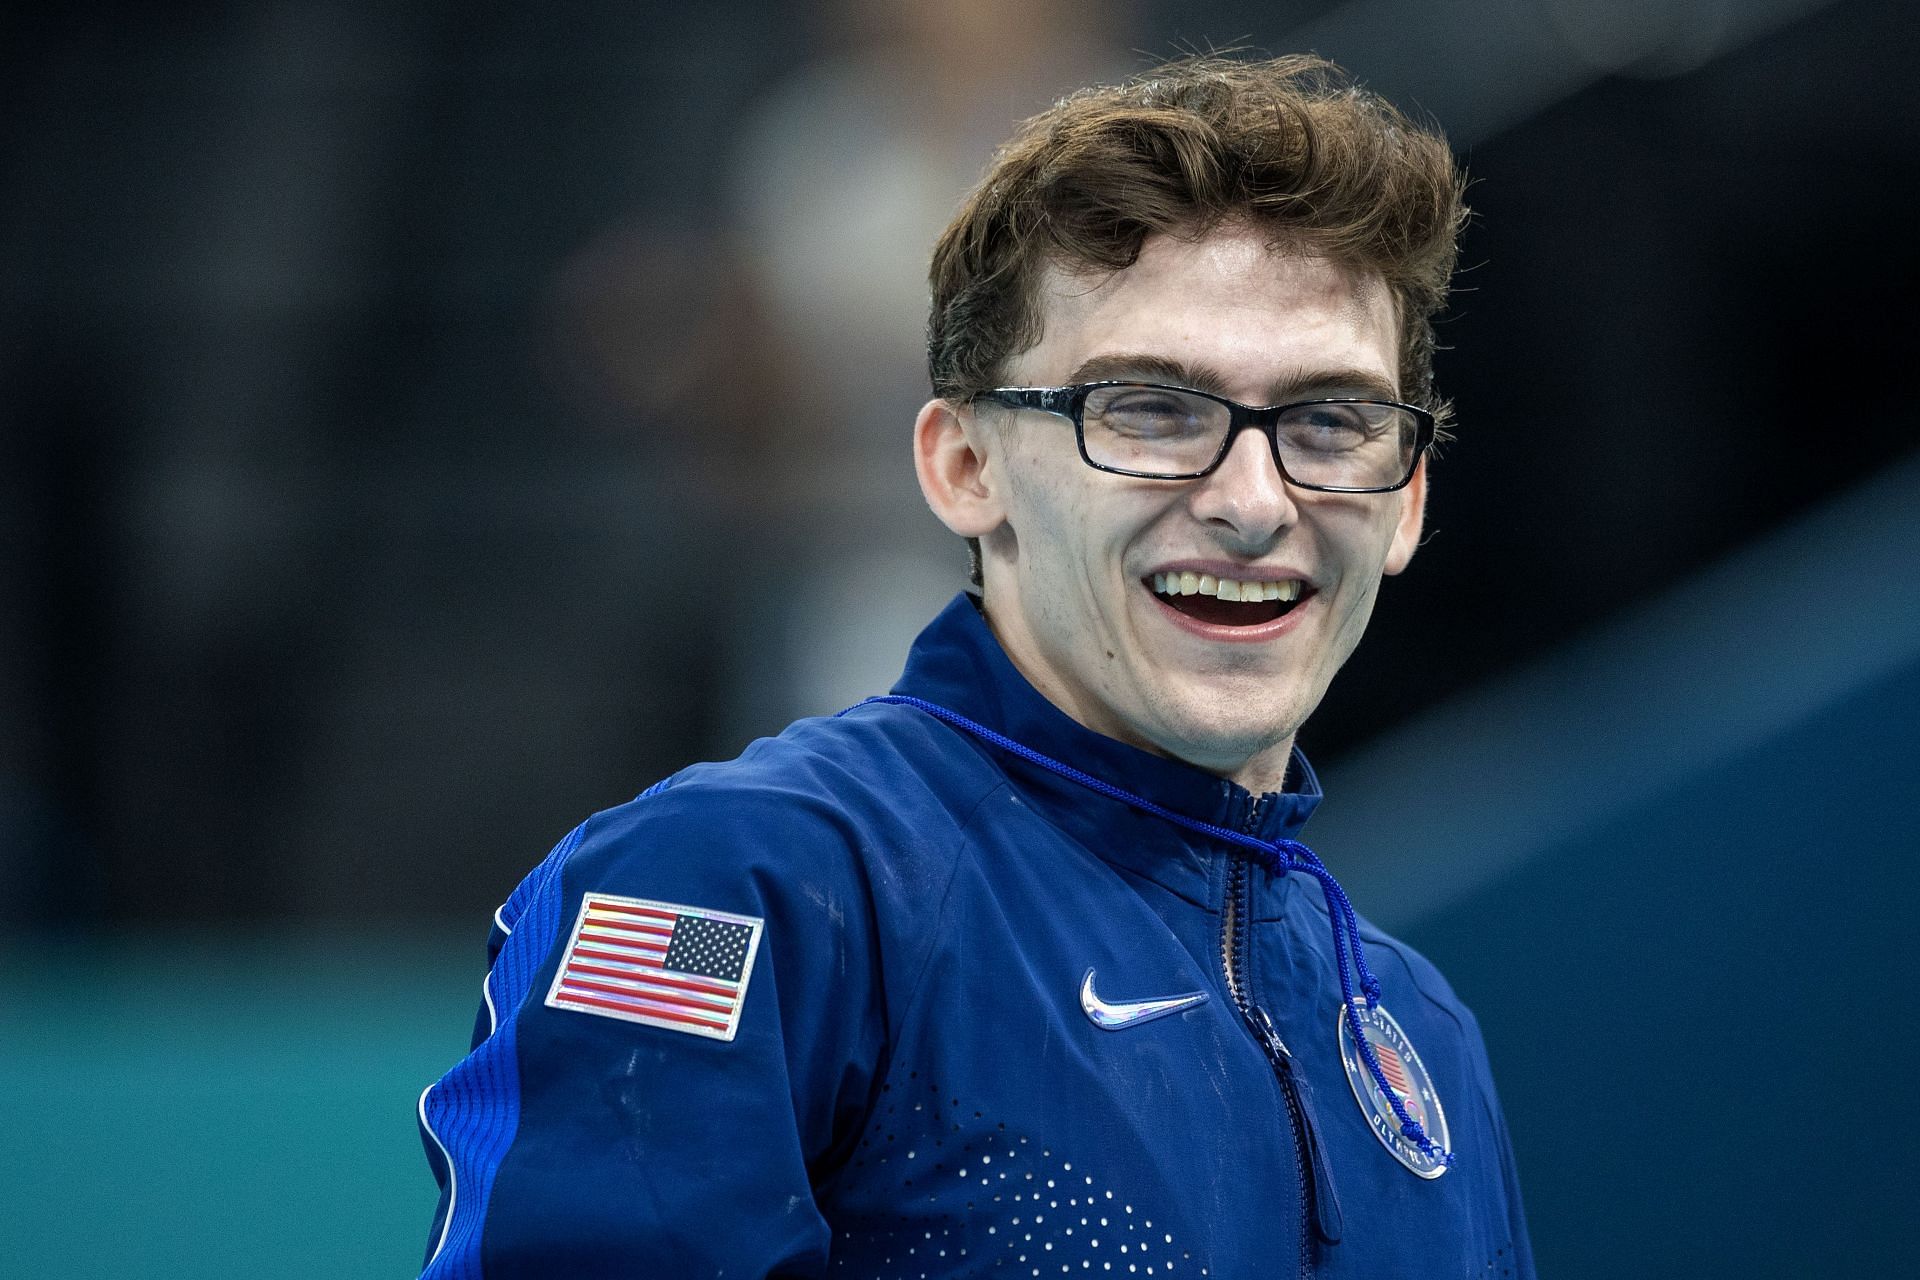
[516,702,1006,949]
[1350,912,1483,1037]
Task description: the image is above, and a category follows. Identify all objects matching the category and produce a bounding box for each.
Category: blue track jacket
[420,593,1534,1278]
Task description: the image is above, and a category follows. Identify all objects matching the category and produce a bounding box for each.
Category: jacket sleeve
[1487,1076,1537,1280]
[417,777,890,1278]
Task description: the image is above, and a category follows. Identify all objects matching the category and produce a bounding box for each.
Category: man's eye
[1109,394,1189,419]
[1096,392,1211,437]
[1280,405,1378,450]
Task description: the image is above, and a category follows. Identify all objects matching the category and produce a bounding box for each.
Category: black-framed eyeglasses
[975,381,1434,492]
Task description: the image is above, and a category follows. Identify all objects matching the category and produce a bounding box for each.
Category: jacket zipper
[1221,804,1342,1278]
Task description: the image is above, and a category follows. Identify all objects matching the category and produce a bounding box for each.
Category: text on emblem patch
[1336,999,1452,1178]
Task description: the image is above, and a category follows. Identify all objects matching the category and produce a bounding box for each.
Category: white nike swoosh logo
[1080,968,1209,1031]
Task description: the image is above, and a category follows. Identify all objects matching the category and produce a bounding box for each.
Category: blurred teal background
[0,933,475,1276]
[1432,655,1918,1275]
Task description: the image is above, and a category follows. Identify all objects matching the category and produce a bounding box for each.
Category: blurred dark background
[2,1,1915,1275]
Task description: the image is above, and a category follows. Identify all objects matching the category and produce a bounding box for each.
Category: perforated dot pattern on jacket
[828,1076,1204,1279]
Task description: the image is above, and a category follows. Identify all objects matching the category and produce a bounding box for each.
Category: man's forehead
[1063,351,1400,404]
[1016,230,1400,391]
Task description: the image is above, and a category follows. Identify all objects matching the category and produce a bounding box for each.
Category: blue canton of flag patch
[544,893,765,1041]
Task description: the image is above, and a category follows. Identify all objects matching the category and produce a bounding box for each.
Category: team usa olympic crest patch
[545,892,764,1041]
[1336,999,1452,1178]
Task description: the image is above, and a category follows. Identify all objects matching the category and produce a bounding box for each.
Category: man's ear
[1383,455,1428,576]
[914,397,1006,538]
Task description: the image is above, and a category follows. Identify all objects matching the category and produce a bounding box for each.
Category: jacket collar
[893,593,1321,894]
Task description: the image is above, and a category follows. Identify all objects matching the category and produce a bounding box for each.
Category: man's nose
[1186,425,1298,545]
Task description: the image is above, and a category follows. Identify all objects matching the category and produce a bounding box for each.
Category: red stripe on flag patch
[1376,1045,1413,1096]
[559,976,735,1015]
[592,902,679,922]
[578,918,674,939]
[562,965,738,1005]
[575,931,668,955]
[565,952,738,997]
[554,991,732,1031]
[545,892,764,1042]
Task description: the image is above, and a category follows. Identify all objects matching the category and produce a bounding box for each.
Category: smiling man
[923,233,1427,794]
[420,55,1533,1279]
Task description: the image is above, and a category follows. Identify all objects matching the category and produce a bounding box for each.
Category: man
[420,54,1533,1278]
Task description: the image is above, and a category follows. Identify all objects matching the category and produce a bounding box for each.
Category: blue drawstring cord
[846,692,1453,1169]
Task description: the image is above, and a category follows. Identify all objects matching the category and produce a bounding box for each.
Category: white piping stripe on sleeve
[486,902,512,1036]
[418,1082,457,1269]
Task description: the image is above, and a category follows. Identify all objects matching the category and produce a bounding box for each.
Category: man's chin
[1136,691,1307,778]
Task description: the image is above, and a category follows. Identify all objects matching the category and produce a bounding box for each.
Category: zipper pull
[1258,1009,1345,1246]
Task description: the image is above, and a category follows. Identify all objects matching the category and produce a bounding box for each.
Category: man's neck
[1227,738,1301,798]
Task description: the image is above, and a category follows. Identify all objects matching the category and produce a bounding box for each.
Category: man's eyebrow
[1269,367,1402,403]
[1066,353,1231,395]
[1065,353,1401,404]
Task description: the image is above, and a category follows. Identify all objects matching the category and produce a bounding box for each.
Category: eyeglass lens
[1081,384,1420,488]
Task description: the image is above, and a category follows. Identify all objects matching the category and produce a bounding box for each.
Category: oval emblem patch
[1336,1000,1451,1178]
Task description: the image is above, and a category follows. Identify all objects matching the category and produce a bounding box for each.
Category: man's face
[970,225,1426,787]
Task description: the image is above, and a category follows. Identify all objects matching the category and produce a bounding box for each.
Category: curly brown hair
[927,53,1467,415]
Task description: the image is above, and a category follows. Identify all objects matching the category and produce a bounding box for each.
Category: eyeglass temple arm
[983,387,1079,415]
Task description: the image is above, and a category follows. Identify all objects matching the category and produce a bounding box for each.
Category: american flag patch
[1376,1045,1413,1097]
[544,893,764,1041]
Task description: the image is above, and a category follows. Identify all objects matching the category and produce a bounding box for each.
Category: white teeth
[1152,574,1307,603]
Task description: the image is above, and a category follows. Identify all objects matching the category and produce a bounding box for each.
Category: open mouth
[1147,571,1311,627]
